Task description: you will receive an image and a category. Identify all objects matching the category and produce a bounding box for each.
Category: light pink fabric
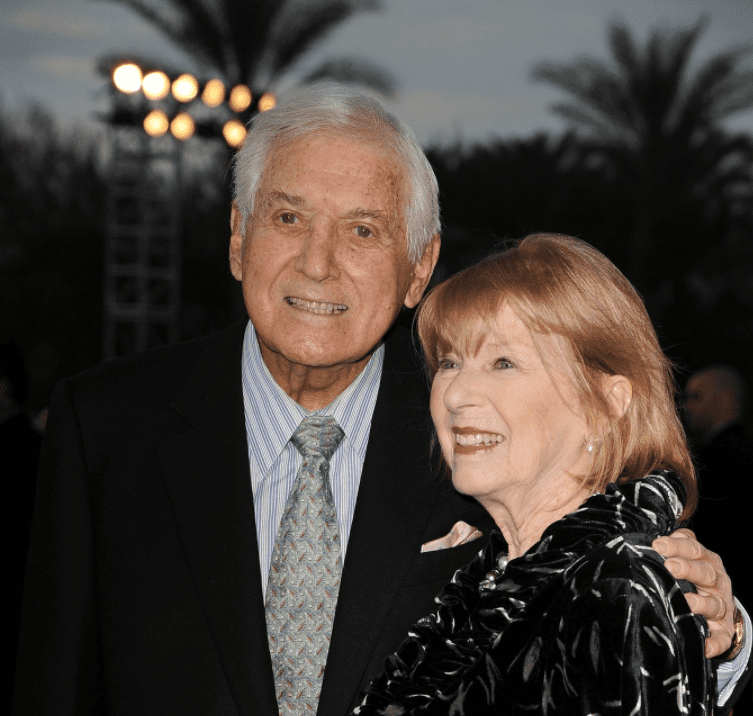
[421,521,483,553]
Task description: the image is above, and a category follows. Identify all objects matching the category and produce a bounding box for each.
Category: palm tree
[97,0,396,97]
[96,0,397,154]
[532,18,753,308]
[95,0,395,95]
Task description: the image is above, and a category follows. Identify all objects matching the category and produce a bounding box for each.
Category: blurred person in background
[685,365,751,479]
[0,343,42,474]
[1,343,42,698]
[686,364,752,710]
[685,365,751,569]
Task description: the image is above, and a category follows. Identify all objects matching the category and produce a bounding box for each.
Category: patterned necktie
[265,415,345,715]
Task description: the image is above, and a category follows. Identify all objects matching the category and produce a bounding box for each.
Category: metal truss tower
[103,128,182,361]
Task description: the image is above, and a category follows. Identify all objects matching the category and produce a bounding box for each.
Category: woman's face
[430,303,592,509]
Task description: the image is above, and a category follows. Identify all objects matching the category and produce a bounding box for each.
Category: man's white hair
[232,83,440,264]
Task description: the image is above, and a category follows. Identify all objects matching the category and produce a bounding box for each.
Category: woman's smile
[452,427,505,454]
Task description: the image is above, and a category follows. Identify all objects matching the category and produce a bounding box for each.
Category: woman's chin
[451,470,496,501]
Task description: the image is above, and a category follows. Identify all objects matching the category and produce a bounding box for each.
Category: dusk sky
[1,0,752,145]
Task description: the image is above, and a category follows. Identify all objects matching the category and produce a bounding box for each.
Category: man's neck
[260,346,374,411]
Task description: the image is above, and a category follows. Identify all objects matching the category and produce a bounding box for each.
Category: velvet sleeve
[541,558,714,715]
[353,552,714,715]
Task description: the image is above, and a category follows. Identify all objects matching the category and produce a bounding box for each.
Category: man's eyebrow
[341,207,390,223]
[264,189,307,208]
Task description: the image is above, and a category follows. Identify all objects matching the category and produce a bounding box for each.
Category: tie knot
[291,415,345,462]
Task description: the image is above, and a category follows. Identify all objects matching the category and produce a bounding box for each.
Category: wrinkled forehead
[257,130,409,218]
[269,127,407,178]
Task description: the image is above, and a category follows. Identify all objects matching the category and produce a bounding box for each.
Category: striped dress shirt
[241,320,384,596]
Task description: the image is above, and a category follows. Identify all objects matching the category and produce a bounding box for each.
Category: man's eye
[354,225,373,238]
[279,212,297,224]
[494,358,513,369]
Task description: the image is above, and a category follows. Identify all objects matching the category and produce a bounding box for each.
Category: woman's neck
[481,478,594,560]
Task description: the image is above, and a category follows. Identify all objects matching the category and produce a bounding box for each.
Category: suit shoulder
[381,325,427,390]
[63,321,245,405]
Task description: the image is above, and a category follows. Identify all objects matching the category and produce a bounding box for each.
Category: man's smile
[285,296,348,315]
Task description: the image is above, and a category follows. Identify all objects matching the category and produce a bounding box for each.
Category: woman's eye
[437,358,459,371]
[494,358,513,370]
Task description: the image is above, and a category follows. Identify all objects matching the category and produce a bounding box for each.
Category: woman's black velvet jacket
[354,472,713,715]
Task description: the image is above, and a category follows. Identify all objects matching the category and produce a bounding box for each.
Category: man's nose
[293,218,340,281]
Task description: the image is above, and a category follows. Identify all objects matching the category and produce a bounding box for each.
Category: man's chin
[259,338,375,372]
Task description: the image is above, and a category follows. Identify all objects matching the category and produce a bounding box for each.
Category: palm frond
[534,60,636,134]
[217,0,282,84]
[534,16,753,149]
[96,0,229,72]
[685,47,753,122]
[548,103,627,144]
[97,0,394,101]
[608,22,640,79]
[648,18,707,132]
[301,57,396,97]
[95,0,185,47]
[264,0,381,81]
[169,0,232,73]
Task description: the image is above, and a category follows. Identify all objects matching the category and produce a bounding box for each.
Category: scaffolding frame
[103,128,182,361]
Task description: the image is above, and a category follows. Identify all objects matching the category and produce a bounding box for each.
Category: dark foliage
[0,105,107,407]
[4,19,751,406]
[530,17,753,363]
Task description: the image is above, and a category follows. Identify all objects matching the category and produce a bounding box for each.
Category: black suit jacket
[13,321,495,716]
[690,423,752,603]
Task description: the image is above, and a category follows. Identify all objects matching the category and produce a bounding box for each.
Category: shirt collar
[241,320,384,477]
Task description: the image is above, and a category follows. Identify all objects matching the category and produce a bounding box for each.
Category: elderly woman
[355,234,714,714]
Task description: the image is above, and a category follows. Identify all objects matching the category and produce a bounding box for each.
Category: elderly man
[14,85,749,716]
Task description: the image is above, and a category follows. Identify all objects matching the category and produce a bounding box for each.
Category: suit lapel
[158,322,278,716]
[319,327,441,715]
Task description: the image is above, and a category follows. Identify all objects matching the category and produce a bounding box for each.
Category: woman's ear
[605,375,632,418]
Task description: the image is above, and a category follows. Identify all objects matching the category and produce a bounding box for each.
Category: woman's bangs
[421,267,504,369]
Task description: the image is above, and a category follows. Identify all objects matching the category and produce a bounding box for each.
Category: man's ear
[404,234,441,309]
[229,202,244,282]
[605,375,632,419]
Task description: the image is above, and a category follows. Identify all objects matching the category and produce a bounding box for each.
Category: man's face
[684,373,717,433]
[230,131,439,386]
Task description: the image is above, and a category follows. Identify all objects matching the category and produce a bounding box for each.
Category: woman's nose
[442,368,484,412]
